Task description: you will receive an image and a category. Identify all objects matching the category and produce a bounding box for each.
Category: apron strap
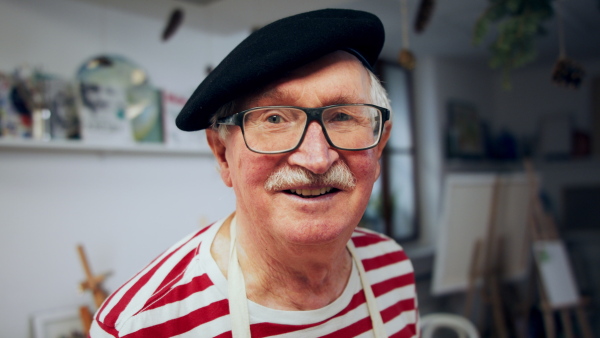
[347,239,387,337]
[228,216,252,338]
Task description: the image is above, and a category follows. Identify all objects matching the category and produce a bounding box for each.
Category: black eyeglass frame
[216,104,391,154]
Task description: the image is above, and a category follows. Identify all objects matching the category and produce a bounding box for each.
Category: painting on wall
[446,101,485,159]
[432,173,532,295]
[32,308,85,338]
[537,113,572,159]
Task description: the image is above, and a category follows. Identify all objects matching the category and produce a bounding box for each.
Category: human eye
[325,107,361,124]
[247,109,286,124]
[245,108,302,131]
[266,114,283,124]
[329,112,353,122]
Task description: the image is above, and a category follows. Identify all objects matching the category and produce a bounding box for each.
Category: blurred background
[1,0,599,336]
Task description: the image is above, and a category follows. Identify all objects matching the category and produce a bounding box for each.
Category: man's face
[80,82,125,114]
[208,51,390,246]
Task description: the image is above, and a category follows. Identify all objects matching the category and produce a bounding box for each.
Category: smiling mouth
[286,187,338,198]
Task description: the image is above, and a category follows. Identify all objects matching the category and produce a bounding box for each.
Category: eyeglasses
[216,104,390,154]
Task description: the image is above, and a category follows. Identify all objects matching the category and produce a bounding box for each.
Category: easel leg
[464,240,482,319]
[560,309,575,338]
[490,277,508,338]
[575,305,594,338]
[542,302,556,338]
[79,305,93,334]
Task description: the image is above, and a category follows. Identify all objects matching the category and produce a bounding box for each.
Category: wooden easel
[464,176,509,338]
[77,244,110,334]
[524,160,594,338]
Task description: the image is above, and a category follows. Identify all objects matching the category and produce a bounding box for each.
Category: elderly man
[91,8,418,338]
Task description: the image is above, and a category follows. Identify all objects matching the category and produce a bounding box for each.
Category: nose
[287,122,339,174]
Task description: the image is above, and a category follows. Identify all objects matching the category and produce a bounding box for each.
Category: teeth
[289,187,332,197]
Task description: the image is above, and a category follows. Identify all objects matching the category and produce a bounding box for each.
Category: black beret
[175,8,385,131]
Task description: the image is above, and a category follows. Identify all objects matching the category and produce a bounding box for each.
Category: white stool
[420,313,479,338]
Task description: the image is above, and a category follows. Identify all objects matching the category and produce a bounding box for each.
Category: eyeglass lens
[242,105,382,153]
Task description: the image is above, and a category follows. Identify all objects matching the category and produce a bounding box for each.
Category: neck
[211,215,353,311]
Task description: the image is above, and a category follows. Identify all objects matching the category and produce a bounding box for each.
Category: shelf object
[0,138,211,156]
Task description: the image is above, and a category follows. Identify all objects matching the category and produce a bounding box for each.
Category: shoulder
[351,228,419,337]
[90,221,222,336]
[351,227,407,258]
[350,227,415,292]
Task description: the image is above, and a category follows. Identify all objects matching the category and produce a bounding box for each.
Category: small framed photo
[537,113,572,159]
[32,307,85,338]
[446,101,485,159]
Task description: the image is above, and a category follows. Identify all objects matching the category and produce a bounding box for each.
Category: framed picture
[432,173,532,295]
[129,85,163,143]
[533,240,580,308]
[32,307,85,338]
[537,113,573,159]
[161,90,210,151]
[38,73,81,140]
[76,80,134,145]
[446,101,485,158]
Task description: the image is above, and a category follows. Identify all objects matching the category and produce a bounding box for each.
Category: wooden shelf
[0,138,212,157]
[444,156,600,173]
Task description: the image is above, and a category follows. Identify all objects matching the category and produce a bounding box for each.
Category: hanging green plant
[550,0,585,88]
[473,0,555,88]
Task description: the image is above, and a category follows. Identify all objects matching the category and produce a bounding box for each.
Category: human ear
[206,129,232,187]
[375,120,392,159]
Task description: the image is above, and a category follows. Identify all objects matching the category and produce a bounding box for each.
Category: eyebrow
[251,87,365,107]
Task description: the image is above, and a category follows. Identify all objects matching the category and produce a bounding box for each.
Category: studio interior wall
[3,0,598,336]
[412,56,495,248]
[492,58,600,225]
[0,0,242,336]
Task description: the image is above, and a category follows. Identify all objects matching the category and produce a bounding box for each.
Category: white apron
[226,216,387,338]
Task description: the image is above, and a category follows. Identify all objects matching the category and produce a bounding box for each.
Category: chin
[281,218,357,246]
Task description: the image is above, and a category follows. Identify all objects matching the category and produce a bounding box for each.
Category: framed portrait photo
[446,100,485,159]
[32,307,85,338]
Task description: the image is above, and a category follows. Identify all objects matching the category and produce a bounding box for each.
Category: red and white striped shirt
[90,217,418,337]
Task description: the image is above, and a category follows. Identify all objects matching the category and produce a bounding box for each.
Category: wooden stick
[524,159,544,241]
[490,276,508,338]
[464,239,482,319]
[77,245,94,281]
[77,244,108,308]
[560,309,575,338]
[540,301,555,338]
[79,305,93,334]
[524,160,595,338]
[483,177,501,276]
[575,303,594,338]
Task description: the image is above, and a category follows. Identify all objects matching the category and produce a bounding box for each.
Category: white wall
[413,56,495,247]
[493,58,600,138]
[3,0,597,336]
[0,0,241,336]
[411,54,600,328]
[492,58,600,223]
[0,148,236,337]
[0,0,248,95]
[415,54,600,243]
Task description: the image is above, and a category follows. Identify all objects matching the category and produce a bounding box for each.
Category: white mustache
[264,162,356,191]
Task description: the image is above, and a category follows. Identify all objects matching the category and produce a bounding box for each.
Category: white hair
[210,68,391,140]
